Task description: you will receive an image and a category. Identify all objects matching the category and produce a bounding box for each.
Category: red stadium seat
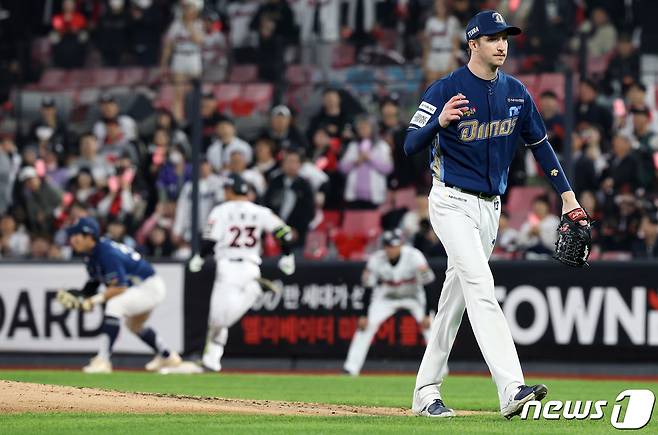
[505,186,552,230]
[38,69,67,90]
[119,67,146,86]
[286,65,314,86]
[228,64,258,83]
[331,44,356,68]
[242,83,273,112]
[315,210,342,233]
[214,83,242,113]
[330,210,382,259]
[303,231,329,260]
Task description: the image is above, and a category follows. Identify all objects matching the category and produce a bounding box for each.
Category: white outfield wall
[0,263,184,353]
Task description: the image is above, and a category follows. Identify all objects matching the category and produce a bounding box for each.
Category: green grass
[1,370,657,434]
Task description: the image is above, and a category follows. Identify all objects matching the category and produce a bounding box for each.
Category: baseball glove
[56,289,84,310]
[554,208,592,267]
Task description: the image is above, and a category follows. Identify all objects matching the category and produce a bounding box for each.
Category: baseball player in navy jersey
[403,11,589,419]
[62,217,181,373]
[343,229,436,376]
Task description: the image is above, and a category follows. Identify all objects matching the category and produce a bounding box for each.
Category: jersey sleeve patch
[410,110,431,128]
[419,101,437,114]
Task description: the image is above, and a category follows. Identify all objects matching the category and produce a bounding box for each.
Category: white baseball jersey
[203,200,284,265]
[363,246,435,300]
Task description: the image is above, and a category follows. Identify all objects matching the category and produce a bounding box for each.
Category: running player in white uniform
[189,173,295,371]
[343,229,436,376]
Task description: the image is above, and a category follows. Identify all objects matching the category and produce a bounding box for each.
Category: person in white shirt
[206,117,253,172]
[93,94,137,143]
[223,149,267,198]
[292,0,340,78]
[518,195,560,258]
[423,0,462,83]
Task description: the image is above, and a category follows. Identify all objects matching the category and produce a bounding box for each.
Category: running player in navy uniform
[403,11,588,418]
[66,217,181,373]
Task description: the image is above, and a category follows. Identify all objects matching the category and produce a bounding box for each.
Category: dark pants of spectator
[345,200,379,210]
[53,35,86,69]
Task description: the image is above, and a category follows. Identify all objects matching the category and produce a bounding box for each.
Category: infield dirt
[0,380,494,417]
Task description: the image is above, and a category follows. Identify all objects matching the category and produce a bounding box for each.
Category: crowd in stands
[1,0,658,261]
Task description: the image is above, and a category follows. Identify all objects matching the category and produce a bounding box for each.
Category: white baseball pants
[105,275,166,318]
[204,259,262,371]
[343,295,430,375]
[413,180,524,412]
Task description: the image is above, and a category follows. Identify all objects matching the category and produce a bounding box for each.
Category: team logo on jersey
[550,169,559,177]
[462,106,477,117]
[458,116,518,142]
[509,106,521,117]
[492,12,505,24]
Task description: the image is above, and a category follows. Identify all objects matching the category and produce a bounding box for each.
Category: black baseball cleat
[417,399,456,417]
[501,384,548,419]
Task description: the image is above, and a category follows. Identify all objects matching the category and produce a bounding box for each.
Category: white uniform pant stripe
[414,182,524,411]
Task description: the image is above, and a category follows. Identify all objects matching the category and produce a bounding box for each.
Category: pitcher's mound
[0,380,493,417]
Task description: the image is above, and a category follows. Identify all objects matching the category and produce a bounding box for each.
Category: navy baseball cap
[223,173,249,195]
[465,10,521,40]
[66,217,100,239]
[382,229,403,247]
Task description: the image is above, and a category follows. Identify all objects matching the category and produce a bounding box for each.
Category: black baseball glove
[554,208,592,267]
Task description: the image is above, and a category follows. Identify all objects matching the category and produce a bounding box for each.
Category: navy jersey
[85,238,155,287]
[408,66,547,195]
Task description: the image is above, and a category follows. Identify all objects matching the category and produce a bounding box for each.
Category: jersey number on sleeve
[229,226,257,248]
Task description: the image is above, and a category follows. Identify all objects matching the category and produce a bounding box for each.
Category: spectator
[50,0,88,68]
[602,133,641,193]
[339,115,393,209]
[572,129,606,195]
[255,16,286,86]
[252,136,279,183]
[105,219,137,249]
[28,98,71,156]
[310,126,343,209]
[260,105,308,153]
[157,145,191,201]
[601,194,642,252]
[380,98,424,191]
[207,117,252,172]
[69,168,101,208]
[423,0,461,83]
[99,118,140,165]
[153,108,190,152]
[413,217,446,259]
[136,200,177,246]
[224,150,267,198]
[69,133,113,187]
[28,235,52,259]
[571,7,617,58]
[294,0,340,79]
[93,94,138,143]
[343,0,378,54]
[539,91,565,154]
[144,224,175,258]
[494,211,519,257]
[16,166,62,235]
[632,212,658,259]
[96,0,130,66]
[604,34,640,96]
[201,10,229,81]
[128,0,162,66]
[307,88,354,143]
[620,82,658,135]
[226,0,261,58]
[200,91,222,150]
[518,195,560,258]
[172,158,222,246]
[0,135,21,214]
[97,162,142,228]
[576,79,613,139]
[0,214,30,258]
[628,106,658,190]
[43,146,69,190]
[524,0,574,71]
[250,0,298,46]
[161,0,205,122]
[296,150,330,211]
[264,149,315,249]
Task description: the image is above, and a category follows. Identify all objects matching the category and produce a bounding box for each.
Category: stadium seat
[242,83,273,112]
[286,65,314,86]
[38,69,67,90]
[214,83,242,112]
[330,210,382,259]
[119,67,146,86]
[331,44,356,68]
[228,64,258,83]
[587,54,612,78]
[314,210,342,232]
[505,186,552,230]
[88,68,120,87]
[391,187,417,211]
[303,230,329,260]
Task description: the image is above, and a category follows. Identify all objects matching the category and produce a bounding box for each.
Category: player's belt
[445,183,497,201]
